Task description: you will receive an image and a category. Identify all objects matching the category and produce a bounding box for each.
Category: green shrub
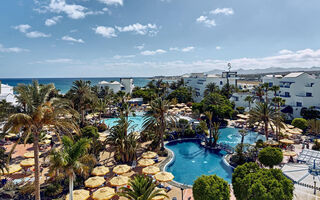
[292,118,308,130]
[258,147,283,168]
[236,106,245,114]
[193,175,230,200]
[232,162,293,200]
[44,182,63,197]
[97,123,108,132]
[81,125,99,139]
[184,129,196,138]
[312,140,320,151]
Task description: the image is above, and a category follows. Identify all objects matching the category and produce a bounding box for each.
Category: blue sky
[1,0,320,77]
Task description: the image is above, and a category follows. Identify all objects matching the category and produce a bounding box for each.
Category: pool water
[165,128,265,185]
[103,116,144,132]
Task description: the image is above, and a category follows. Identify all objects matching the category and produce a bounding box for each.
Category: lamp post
[181,187,184,200]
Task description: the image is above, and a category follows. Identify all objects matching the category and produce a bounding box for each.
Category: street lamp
[180,187,184,200]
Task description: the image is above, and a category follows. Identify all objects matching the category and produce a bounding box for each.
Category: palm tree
[205,111,213,146]
[118,175,167,200]
[238,129,248,145]
[248,102,276,139]
[262,83,270,103]
[0,147,8,175]
[204,83,219,96]
[244,95,254,110]
[95,98,108,121]
[143,98,174,150]
[0,100,15,122]
[270,85,280,98]
[212,122,220,147]
[49,136,96,200]
[67,80,93,126]
[254,86,264,102]
[3,100,79,200]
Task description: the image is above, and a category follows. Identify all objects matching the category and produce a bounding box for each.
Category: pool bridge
[196,134,235,154]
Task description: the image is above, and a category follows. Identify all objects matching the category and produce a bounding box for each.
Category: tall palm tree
[212,122,220,147]
[0,100,15,122]
[143,98,174,150]
[3,100,79,200]
[270,85,280,98]
[67,80,92,125]
[262,83,270,103]
[248,102,276,139]
[239,129,248,145]
[204,82,219,96]
[254,86,264,102]
[244,95,254,110]
[205,111,213,146]
[49,136,96,200]
[95,98,108,121]
[118,175,167,200]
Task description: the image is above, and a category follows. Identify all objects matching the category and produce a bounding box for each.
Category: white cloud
[196,16,216,27]
[26,31,51,38]
[48,0,87,19]
[169,46,195,52]
[141,49,166,56]
[33,58,74,64]
[216,46,221,50]
[98,0,123,6]
[62,35,84,43]
[278,49,293,54]
[93,26,117,38]
[13,24,31,33]
[134,44,145,50]
[0,44,29,53]
[113,55,135,59]
[116,23,158,36]
[210,8,234,15]
[45,15,63,26]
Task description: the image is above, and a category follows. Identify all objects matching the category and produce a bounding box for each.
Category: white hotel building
[183,72,238,102]
[0,82,17,105]
[97,78,134,94]
[262,72,320,118]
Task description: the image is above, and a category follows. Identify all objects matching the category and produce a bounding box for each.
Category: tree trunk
[69,175,74,200]
[81,109,85,126]
[34,132,41,200]
[264,121,269,139]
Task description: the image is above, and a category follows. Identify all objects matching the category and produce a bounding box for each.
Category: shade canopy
[138,159,155,167]
[113,165,131,174]
[24,152,41,158]
[1,164,22,175]
[142,151,158,159]
[65,189,90,200]
[84,176,105,188]
[142,166,160,175]
[92,166,109,176]
[280,139,294,144]
[92,187,115,200]
[109,175,129,186]
[152,188,167,200]
[283,151,297,157]
[264,140,279,146]
[154,172,174,182]
[20,159,35,167]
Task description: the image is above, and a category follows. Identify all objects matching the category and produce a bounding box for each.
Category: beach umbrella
[264,140,279,146]
[287,124,294,129]
[92,187,115,200]
[154,172,174,182]
[138,159,155,167]
[43,135,52,139]
[65,189,90,200]
[289,129,302,135]
[5,133,17,139]
[176,104,183,108]
[39,139,51,145]
[280,139,294,144]
[169,105,175,108]
[109,175,129,186]
[142,151,158,159]
[23,152,41,158]
[113,165,131,175]
[1,164,22,175]
[142,166,160,175]
[235,119,246,123]
[84,176,105,188]
[92,166,109,176]
[186,108,192,112]
[292,128,302,132]
[172,108,179,111]
[283,151,297,157]
[20,159,35,167]
[152,188,167,200]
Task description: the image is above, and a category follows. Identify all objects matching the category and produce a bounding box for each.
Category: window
[220,81,223,85]
[296,102,302,107]
[306,92,312,97]
[268,82,273,87]
[285,92,290,97]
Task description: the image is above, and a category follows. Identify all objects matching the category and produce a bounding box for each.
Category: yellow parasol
[138,159,155,167]
[280,139,294,144]
[287,124,294,129]
[142,151,158,159]
[289,129,302,135]
[24,152,41,158]
[39,139,51,145]
[92,187,115,200]
[264,140,279,146]
[109,175,129,186]
[43,135,52,139]
[92,166,110,176]
[5,133,17,139]
[154,172,174,182]
[65,189,90,200]
[142,166,160,175]
[152,188,167,200]
[1,164,22,175]
[113,165,131,174]
[84,176,105,188]
[283,151,297,157]
[20,159,35,167]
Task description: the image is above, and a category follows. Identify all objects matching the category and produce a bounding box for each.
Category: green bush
[312,140,320,151]
[44,182,63,197]
[97,123,108,132]
[193,175,230,200]
[258,147,283,168]
[184,129,196,138]
[292,118,308,130]
[81,125,99,139]
[236,106,245,114]
[232,162,293,200]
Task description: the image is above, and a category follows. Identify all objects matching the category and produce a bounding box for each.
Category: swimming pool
[165,128,265,185]
[103,116,144,132]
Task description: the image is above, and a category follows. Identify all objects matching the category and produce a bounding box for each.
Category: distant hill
[206,66,320,75]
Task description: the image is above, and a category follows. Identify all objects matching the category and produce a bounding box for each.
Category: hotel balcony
[280,95,291,98]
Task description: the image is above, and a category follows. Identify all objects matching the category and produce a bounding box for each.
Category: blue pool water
[165,128,265,185]
[103,116,144,132]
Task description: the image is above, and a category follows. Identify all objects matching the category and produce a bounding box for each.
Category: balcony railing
[280,95,291,98]
[296,95,313,97]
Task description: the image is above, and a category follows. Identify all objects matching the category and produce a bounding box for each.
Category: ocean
[0,77,151,94]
